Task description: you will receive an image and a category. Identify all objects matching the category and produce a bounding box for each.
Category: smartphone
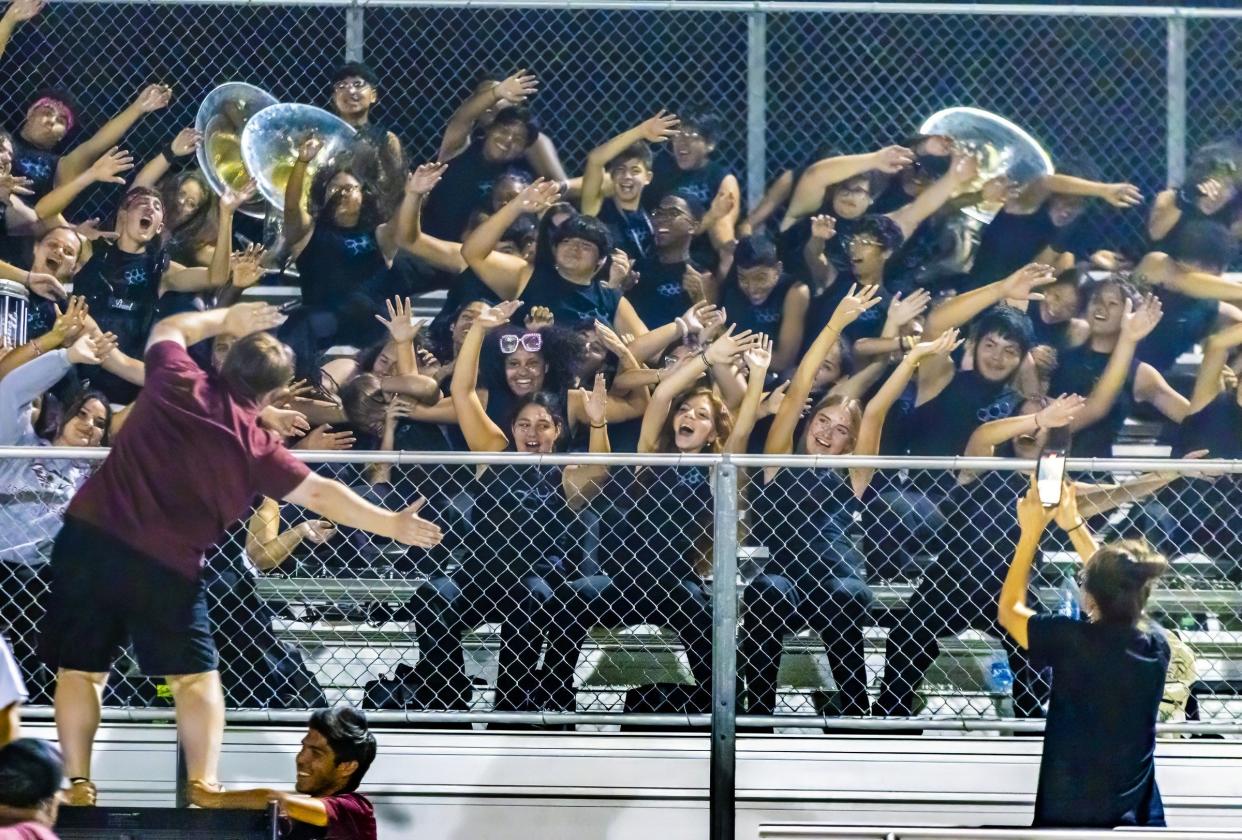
[1036,426,1071,507]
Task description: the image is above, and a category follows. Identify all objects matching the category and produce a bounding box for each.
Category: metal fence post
[1166,14,1187,187]
[746,9,768,211]
[710,458,739,840]
[345,1,365,62]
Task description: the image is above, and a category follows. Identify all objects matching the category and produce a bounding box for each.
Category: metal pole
[746,9,768,210]
[1166,15,1187,186]
[175,736,188,808]
[345,2,365,62]
[710,459,739,840]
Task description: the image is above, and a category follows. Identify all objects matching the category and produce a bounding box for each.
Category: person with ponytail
[1000,480,1170,828]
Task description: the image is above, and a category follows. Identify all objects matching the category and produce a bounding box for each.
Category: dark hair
[308,707,376,793]
[0,738,63,808]
[1081,539,1168,626]
[25,87,79,136]
[488,106,540,149]
[1187,140,1242,187]
[972,305,1035,359]
[678,108,722,145]
[309,153,383,230]
[220,333,295,403]
[506,391,568,448]
[1084,273,1141,308]
[855,214,906,251]
[355,337,392,377]
[502,213,538,251]
[550,213,613,258]
[1167,218,1237,273]
[909,151,950,180]
[608,141,653,171]
[331,61,379,89]
[339,372,386,432]
[59,388,112,446]
[160,170,218,263]
[485,324,577,397]
[656,192,706,221]
[734,234,781,270]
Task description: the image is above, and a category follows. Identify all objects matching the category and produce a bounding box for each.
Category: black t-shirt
[1049,344,1137,459]
[423,141,531,241]
[967,206,1076,291]
[646,153,729,211]
[294,223,388,310]
[1028,615,1169,828]
[1137,286,1219,374]
[720,273,805,343]
[1178,392,1242,459]
[626,255,695,329]
[1030,311,1075,351]
[517,264,620,327]
[598,200,654,261]
[10,136,59,200]
[890,370,1021,461]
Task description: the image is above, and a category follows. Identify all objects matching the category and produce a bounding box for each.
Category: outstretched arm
[59,83,171,182]
[1070,296,1163,432]
[781,146,914,226]
[998,480,1056,650]
[887,152,977,240]
[449,301,517,453]
[439,70,538,162]
[723,335,772,453]
[34,147,133,221]
[461,179,556,298]
[0,0,45,61]
[147,301,284,350]
[283,474,442,547]
[1190,321,1242,413]
[581,111,678,216]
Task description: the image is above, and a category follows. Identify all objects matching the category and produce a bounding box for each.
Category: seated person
[0,737,62,839]
[190,707,378,840]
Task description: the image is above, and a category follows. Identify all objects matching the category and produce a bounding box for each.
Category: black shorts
[39,517,218,676]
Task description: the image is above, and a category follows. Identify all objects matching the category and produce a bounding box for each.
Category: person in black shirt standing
[1000,482,1170,829]
[581,111,682,262]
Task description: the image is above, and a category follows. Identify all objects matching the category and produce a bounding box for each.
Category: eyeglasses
[334,79,371,93]
[652,205,692,220]
[500,332,542,354]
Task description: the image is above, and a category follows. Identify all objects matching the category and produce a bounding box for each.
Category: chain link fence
[1,2,1240,258]
[3,451,1240,732]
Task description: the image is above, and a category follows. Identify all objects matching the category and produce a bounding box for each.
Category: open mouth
[44,256,62,273]
[520,439,542,452]
[812,435,831,450]
[676,422,696,438]
[138,216,154,231]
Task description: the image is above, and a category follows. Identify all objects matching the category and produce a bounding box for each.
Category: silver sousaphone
[918,106,1053,223]
[241,103,357,214]
[195,82,279,219]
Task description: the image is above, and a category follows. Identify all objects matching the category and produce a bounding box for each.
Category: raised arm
[766,283,882,455]
[1043,173,1142,209]
[161,181,253,294]
[461,179,557,298]
[962,394,1085,459]
[394,162,465,267]
[59,83,171,182]
[283,136,320,251]
[924,262,1056,340]
[781,146,914,226]
[438,70,538,162]
[0,295,86,382]
[563,372,612,510]
[999,479,1056,649]
[449,301,518,453]
[131,127,200,190]
[723,335,772,453]
[1190,321,1242,413]
[802,214,838,292]
[887,152,977,240]
[146,301,285,351]
[374,296,440,403]
[741,169,795,236]
[581,111,678,216]
[34,146,133,221]
[0,0,44,61]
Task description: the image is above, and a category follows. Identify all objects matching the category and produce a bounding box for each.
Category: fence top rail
[759,827,1241,840]
[49,0,1242,19]
[0,446,1236,474]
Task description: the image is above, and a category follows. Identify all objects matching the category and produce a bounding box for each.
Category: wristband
[1066,519,1087,533]
[590,421,606,429]
[159,143,177,162]
[1174,185,1198,212]
[698,349,713,369]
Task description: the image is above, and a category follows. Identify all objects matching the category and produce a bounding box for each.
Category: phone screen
[1036,451,1066,507]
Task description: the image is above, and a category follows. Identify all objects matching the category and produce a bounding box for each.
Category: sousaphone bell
[195,82,278,219]
[241,103,357,214]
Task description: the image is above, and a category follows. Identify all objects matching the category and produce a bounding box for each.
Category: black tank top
[466,463,576,578]
[10,136,59,200]
[74,243,169,357]
[720,273,803,342]
[626,255,695,328]
[516,264,620,327]
[600,464,712,581]
[751,468,863,580]
[1177,392,1241,459]
[1050,344,1137,459]
[967,205,1075,291]
[897,370,1022,460]
[423,141,531,240]
[598,200,654,261]
[294,222,388,309]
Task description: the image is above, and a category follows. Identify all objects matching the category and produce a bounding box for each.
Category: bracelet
[30,339,43,357]
[1033,414,1043,431]
[1066,519,1087,533]
[590,421,607,429]
[698,349,713,369]
[160,143,177,162]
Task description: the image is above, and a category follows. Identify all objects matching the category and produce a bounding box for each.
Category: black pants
[0,561,53,704]
[873,566,1046,718]
[410,570,555,711]
[542,574,713,711]
[740,570,873,716]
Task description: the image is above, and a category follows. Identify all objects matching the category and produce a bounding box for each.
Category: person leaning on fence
[406,300,611,712]
[191,706,378,840]
[541,324,760,712]
[38,302,442,807]
[1000,480,1170,829]
[0,737,63,839]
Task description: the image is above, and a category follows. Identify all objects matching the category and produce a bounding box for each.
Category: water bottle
[988,656,1014,695]
[1058,571,1081,620]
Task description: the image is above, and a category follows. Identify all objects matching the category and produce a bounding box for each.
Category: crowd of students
[0,0,1230,830]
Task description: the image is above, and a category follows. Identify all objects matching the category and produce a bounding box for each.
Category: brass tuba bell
[918,106,1053,223]
[241,103,357,214]
[195,82,279,219]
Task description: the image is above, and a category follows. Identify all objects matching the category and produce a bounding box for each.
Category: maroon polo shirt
[283,792,377,840]
[68,340,310,579]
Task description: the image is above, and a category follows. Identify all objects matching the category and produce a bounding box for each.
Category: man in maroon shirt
[189,707,378,840]
[38,303,443,806]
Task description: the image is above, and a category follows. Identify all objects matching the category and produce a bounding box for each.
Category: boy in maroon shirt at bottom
[38,303,443,807]
[190,707,378,840]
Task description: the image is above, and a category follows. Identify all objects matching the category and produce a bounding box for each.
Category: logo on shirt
[676,183,713,204]
[342,235,375,256]
[754,308,780,324]
[19,157,51,181]
[977,392,1021,423]
[657,282,682,299]
[122,266,149,287]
